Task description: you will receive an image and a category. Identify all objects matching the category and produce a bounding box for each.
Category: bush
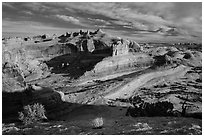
[18,103,47,125]
[126,96,174,117]
[92,117,104,129]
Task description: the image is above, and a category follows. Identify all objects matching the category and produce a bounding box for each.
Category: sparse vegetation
[18,103,47,125]
[92,117,104,129]
[126,96,174,117]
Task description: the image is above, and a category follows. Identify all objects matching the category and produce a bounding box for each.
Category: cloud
[21,11,33,15]
[2,3,16,9]
[21,2,51,12]
[2,2,202,42]
[2,20,76,36]
[54,15,95,28]
[87,18,111,25]
[56,15,80,24]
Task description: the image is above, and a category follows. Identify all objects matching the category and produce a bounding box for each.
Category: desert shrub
[126,96,174,117]
[18,103,47,125]
[92,117,104,129]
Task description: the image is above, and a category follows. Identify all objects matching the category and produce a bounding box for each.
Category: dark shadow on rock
[3,85,201,124]
[125,96,202,119]
[44,49,112,79]
[2,87,70,123]
[2,86,125,124]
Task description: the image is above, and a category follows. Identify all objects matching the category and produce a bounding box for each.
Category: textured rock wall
[92,53,153,74]
[112,40,142,56]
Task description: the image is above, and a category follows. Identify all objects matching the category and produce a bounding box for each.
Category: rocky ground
[2,29,202,135]
[2,117,202,135]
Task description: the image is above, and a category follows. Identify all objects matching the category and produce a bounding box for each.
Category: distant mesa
[56,29,142,56]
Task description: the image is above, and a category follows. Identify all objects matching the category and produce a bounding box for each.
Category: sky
[2,2,202,43]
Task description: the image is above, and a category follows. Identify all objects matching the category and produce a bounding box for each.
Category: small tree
[181,95,189,117]
[18,103,47,125]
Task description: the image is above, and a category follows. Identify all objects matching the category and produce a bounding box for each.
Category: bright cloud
[56,15,80,24]
[2,2,202,42]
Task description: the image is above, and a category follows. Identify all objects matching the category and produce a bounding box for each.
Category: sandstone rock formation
[112,39,142,56]
[90,53,153,75]
[56,29,143,56]
[2,38,50,91]
[2,29,202,125]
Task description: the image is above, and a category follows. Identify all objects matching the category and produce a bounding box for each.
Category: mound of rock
[2,62,26,92]
[148,46,202,69]
[56,29,143,56]
[41,29,146,79]
[2,40,50,85]
[89,53,153,75]
[58,29,112,53]
[43,43,78,57]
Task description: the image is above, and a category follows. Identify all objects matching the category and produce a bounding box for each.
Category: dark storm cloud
[2,2,202,42]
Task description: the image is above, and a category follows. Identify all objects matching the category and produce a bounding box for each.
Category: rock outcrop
[2,38,51,89]
[2,62,26,92]
[2,49,49,83]
[90,53,153,75]
[112,40,143,56]
[56,29,142,56]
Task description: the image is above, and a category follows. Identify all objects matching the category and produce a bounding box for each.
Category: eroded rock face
[3,50,49,83]
[91,53,153,75]
[41,29,147,79]
[112,40,142,56]
[87,39,95,52]
[43,43,78,57]
[2,37,51,86]
[57,29,142,56]
[2,73,25,93]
